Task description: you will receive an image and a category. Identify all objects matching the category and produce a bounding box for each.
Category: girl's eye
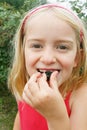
[32,44,43,48]
[59,45,67,49]
[56,44,68,50]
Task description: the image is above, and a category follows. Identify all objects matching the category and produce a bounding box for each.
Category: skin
[13,12,87,130]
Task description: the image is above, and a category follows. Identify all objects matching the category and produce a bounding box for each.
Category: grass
[0,92,17,130]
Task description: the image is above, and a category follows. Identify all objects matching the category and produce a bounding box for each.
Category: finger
[23,82,34,102]
[28,72,41,83]
[23,83,41,109]
[50,71,63,91]
[37,73,49,90]
[22,90,33,107]
[27,72,41,94]
[56,73,63,88]
[50,71,58,90]
[23,82,44,109]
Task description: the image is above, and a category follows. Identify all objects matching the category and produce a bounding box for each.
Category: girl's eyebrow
[27,38,48,45]
[55,40,74,44]
[27,38,44,42]
[50,38,74,46]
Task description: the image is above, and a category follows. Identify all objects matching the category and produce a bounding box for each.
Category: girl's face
[24,12,78,84]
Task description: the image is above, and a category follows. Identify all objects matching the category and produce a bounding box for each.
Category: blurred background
[0,0,87,129]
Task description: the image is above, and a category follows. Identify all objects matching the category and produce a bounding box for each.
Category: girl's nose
[40,49,56,65]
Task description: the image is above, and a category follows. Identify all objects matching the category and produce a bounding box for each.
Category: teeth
[37,69,52,73]
[37,69,44,73]
[37,69,60,73]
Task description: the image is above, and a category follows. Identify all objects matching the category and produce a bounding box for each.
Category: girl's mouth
[37,69,60,81]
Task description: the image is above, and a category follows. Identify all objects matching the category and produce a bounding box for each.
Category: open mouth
[37,69,60,81]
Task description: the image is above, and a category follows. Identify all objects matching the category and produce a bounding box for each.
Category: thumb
[50,71,62,90]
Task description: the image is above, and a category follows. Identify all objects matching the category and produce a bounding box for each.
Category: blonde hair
[8,4,87,100]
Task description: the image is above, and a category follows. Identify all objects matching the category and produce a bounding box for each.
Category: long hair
[8,4,87,100]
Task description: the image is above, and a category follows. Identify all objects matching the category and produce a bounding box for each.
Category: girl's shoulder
[70,83,87,109]
[69,83,87,129]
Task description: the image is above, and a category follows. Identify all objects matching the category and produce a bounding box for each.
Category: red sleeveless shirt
[18,93,71,130]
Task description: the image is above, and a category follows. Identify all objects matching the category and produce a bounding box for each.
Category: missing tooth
[45,71,52,81]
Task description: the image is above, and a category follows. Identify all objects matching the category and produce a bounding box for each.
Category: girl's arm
[47,114,70,130]
[13,112,21,130]
[69,84,87,130]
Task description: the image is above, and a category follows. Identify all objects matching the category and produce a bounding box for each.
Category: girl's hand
[22,71,67,120]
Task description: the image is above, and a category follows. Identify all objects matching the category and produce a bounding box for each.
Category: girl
[8,3,87,130]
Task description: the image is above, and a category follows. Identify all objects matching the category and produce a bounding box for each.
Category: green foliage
[0,94,17,130]
[69,0,87,20]
[0,0,25,9]
[0,3,21,91]
[21,0,47,12]
[57,0,87,20]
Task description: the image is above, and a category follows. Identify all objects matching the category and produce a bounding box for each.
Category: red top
[18,93,71,130]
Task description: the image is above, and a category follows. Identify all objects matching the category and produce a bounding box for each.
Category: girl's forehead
[25,11,75,36]
[26,10,58,22]
[26,12,68,30]
[26,10,70,28]
[25,12,77,44]
[25,9,77,31]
